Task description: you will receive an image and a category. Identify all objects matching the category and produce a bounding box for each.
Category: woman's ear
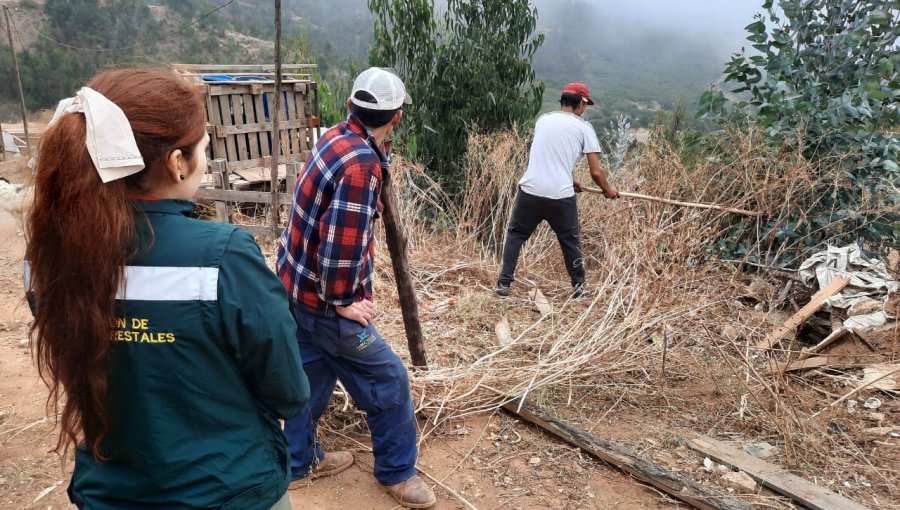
[165,149,185,182]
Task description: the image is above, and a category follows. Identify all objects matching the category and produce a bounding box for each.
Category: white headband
[30,87,145,183]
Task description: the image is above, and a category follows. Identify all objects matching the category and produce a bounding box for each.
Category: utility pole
[3,6,30,154]
[269,0,282,232]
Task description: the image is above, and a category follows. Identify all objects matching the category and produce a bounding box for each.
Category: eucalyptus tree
[700,0,899,256]
[369,0,544,193]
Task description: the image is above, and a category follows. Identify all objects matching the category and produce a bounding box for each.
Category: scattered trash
[745,442,778,459]
[843,311,888,330]
[32,481,62,504]
[720,470,758,492]
[703,457,729,472]
[846,400,858,413]
[425,298,455,316]
[848,297,883,316]
[528,288,552,316]
[863,397,882,410]
[0,178,22,198]
[798,244,899,309]
[860,364,900,392]
[528,456,541,466]
[495,316,512,346]
[720,325,740,341]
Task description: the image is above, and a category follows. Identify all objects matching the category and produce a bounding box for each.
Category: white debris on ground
[798,244,899,330]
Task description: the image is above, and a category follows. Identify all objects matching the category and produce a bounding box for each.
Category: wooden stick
[582,187,761,216]
[756,277,850,351]
[503,398,753,510]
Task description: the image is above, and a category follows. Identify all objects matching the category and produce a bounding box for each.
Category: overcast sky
[550,0,766,56]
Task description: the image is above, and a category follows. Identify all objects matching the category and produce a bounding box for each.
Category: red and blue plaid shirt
[276,114,388,317]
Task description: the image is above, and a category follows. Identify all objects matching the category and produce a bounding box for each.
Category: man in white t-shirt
[496,82,619,298]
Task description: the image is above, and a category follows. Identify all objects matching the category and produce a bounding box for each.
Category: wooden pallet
[175,64,320,236]
[175,64,321,181]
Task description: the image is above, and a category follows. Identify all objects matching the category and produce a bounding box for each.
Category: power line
[5,0,236,53]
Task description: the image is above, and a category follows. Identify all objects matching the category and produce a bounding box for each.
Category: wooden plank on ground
[688,436,871,510]
[784,356,844,372]
[503,399,752,510]
[756,277,850,351]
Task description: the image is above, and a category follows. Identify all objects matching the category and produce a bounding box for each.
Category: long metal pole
[269,0,282,233]
[3,6,29,154]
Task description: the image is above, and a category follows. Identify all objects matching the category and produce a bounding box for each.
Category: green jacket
[68,199,309,509]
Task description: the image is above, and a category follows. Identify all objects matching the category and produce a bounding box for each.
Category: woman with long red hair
[26,68,309,510]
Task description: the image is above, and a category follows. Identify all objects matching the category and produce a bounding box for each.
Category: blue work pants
[283,309,418,486]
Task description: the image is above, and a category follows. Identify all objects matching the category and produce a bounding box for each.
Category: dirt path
[0,163,669,509]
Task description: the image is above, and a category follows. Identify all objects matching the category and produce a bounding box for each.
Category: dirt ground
[0,160,676,509]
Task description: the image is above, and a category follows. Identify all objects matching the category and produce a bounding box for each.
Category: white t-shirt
[518,111,601,199]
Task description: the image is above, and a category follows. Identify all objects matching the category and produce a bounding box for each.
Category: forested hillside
[1,0,733,127]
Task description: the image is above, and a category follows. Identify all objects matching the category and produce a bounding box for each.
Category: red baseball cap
[561,82,594,105]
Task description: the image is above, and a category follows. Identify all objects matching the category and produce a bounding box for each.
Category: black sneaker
[495,283,511,297]
[571,286,591,299]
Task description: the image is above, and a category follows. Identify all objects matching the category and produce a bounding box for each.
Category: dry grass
[363,126,899,509]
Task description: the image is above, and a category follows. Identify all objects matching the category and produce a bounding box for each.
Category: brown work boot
[382,474,436,509]
[288,451,354,489]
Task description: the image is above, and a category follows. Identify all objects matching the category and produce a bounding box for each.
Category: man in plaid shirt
[276,68,435,508]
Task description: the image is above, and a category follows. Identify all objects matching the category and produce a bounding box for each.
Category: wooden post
[3,6,30,154]
[380,173,428,368]
[269,0,283,235]
[210,159,232,223]
[503,398,753,510]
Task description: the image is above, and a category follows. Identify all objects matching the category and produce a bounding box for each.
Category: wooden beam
[214,118,306,137]
[195,188,292,204]
[688,436,871,510]
[381,172,428,368]
[756,277,851,351]
[174,64,318,72]
[503,399,753,510]
[235,223,280,237]
[207,82,313,96]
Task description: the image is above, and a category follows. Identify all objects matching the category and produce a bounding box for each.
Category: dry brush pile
[370,127,899,508]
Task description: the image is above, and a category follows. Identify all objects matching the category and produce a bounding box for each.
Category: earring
[179,175,185,181]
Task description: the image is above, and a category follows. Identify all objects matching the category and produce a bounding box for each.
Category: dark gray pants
[498,189,584,287]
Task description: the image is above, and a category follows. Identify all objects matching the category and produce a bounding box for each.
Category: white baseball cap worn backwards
[351,67,413,111]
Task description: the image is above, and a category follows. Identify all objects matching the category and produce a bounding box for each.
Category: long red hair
[27,68,207,459]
